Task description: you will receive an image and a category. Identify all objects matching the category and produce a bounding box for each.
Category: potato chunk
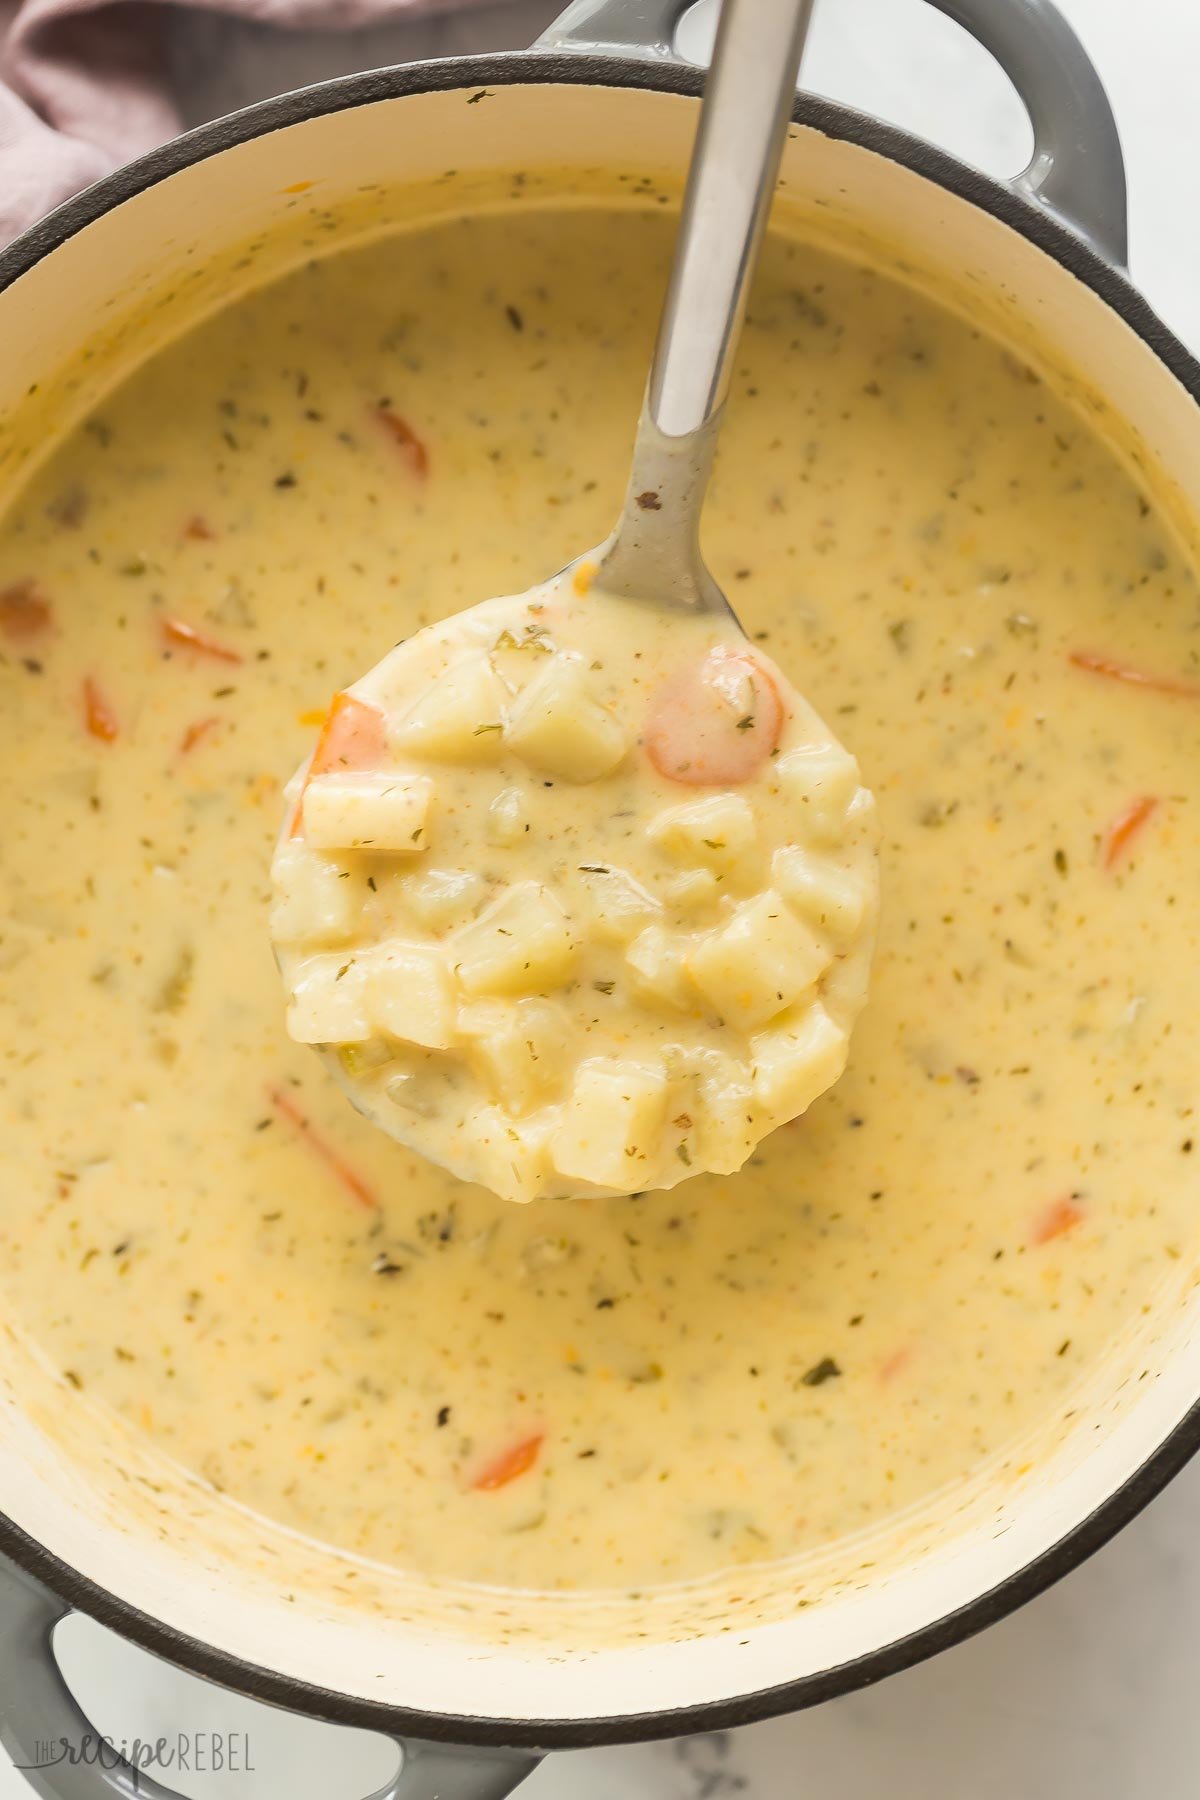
[399,865,487,933]
[366,945,456,1050]
[270,839,364,944]
[772,846,871,943]
[750,1002,847,1119]
[625,923,695,1012]
[663,868,720,913]
[458,997,566,1114]
[467,1107,554,1205]
[696,1069,758,1174]
[551,1057,668,1190]
[302,772,433,852]
[452,881,577,996]
[392,651,509,761]
[688,889,830,1031]
[773,744,863,846]
[506,652,627,781]
[286,954,371,1043]
[487,786,529,847]
[576,864,660,946]
[647,793,757,871]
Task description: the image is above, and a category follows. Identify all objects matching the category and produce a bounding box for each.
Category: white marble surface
[6,1,1200,1794]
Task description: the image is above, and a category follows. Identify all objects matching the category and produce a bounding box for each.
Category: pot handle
[538,0,1128,266]
[0,1555,540,1799]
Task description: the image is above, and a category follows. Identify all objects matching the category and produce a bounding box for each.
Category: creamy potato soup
[0,203,1197,1594]
[272,579,878,1200]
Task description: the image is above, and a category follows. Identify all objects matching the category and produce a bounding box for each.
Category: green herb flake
[800,1356,841,1388]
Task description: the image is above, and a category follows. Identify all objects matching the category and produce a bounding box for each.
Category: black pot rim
[2,46,1200,1757]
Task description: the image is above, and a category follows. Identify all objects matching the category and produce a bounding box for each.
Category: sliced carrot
[0,579,53,642]
[646,645,784,785]
[1031,1194,1084,1246]
[1101,794,1158,870]
[1069,649,1200,699]
[471,1433,544,1492]
[180,716,220,756]
[374,405,429,479]
[309,690,388,778]
[182,514,217,542]
[290,691,385,825]
[267,1084,377,1210]
[161,616,243,664]
[83,677,118,742]
[290,692,388,834]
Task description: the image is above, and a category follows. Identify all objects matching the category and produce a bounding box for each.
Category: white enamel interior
[1,76,1198,1731]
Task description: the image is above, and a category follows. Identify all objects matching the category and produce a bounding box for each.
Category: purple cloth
[0,0,486,244]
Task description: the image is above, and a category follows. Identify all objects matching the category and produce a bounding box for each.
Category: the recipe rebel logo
[15,1730,256,1789]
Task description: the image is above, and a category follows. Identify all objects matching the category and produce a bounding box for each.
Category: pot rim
[2,46,1199,1753]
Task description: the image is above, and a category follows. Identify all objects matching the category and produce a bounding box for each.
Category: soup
[0,203,1196,1593]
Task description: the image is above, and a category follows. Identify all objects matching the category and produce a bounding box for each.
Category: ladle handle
[597,0,815,611]
[644,0,815,441]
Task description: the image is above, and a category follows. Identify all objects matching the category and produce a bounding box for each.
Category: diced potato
[576,864,660,946]
[551,1057,668,1190]
[506,652,627,781]
[399,866,487,933]
[487,786,529,848]
[661,1044,757,1174]
[457,997,566,1114]
[663,868,720,913]
[366,945,456,1050]
[625,924,696,1012]
[286,954,371,1044]
[772,744,863,846]
[452,881,577,996]
[819,949,872,1023]
[647,793,757,871]
[688,889,830,1031]
[391,652,509,761]
[772,845,871,943]
[750,1001,847,1120]
[270,840,364,944]
[467,1106,553,1204]
[695,1068,758,1175]
[302,772,433,852]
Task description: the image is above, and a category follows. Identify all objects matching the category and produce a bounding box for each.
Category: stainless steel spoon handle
[598,0,816,613]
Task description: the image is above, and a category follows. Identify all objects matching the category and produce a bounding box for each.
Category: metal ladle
[592,0,816,620]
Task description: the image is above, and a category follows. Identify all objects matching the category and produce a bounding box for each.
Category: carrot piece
[267,1084,377,1210]
[1031,1194,1085,1245]
[180,716,220,755]
[309,690,388,777]
[471,1433,544,1492]
[646,644,784,785]
[161,616,242,664]
[1101,794,1158,870]
[182,515,217,542]
[1069,649,1200,699]
[83,677,118,742]
[291,691,388,836]
[0,579,53,642]
[374,405,429,479]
